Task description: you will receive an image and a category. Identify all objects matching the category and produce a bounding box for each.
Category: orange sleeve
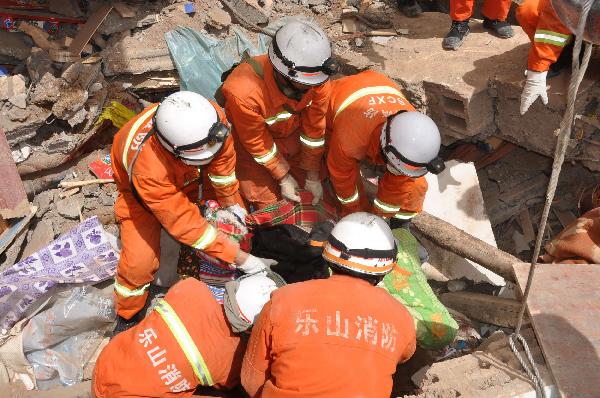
[225,95,290,181]
[397,308,417,365]
[241,300,273,397]
[526,0,572,72]
[326,130,363,214]
[206,135,244,208]
[372,172,427,219]
[132,174,240,264]
[299,81,330,172]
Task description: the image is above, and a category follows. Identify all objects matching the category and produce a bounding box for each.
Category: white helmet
[268,20,338,86]
[235,272,279,325]
[380,111,445,178]
[154,91,230,165]
[323,212,398,276]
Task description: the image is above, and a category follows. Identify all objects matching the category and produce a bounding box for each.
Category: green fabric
[382,228,458,350]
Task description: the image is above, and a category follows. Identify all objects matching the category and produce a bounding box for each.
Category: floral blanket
[0,217,118,333]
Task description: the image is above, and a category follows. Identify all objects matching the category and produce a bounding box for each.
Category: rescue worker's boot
[112,311,143,337]
[442,20,470,50]
[397,0,423,17]
[482,17,514,39]
[112,285,169,337]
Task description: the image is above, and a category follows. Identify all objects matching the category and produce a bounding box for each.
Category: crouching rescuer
[241,212,417,397]
[92,272,285,397]
[110,91,276,333]
[220,20,336,208]
[327,70,445,225]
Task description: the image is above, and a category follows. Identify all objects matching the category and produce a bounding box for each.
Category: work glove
[520,70,548,115]
[226,204,248,224]
[279,173,301,202]
[304,179,323,205]
[237,254,278,274]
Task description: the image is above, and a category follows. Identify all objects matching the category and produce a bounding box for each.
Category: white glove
[237,254,278,274]
[304,179,323,205]
[226,204,248,222]
[520,70,548,115]
[279,173,301,202]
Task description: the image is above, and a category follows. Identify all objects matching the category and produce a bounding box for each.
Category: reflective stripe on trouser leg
[337,189,359,205]
[534,30,570,46]
[300,134,325,148]
[155,299,214,386]
[393,211,418,220]
[373,198,401,214]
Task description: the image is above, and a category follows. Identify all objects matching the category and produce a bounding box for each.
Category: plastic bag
[22,286,115,389]
[165,26,267,101]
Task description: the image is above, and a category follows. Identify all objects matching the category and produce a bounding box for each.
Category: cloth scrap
[0,217,118,333]
[541,207,600,264]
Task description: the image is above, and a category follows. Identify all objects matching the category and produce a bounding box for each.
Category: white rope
[510,1,595,397]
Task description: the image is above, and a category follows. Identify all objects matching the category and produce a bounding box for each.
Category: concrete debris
[26,48,55,83]
[0,31,33,61]
[11,144,32,164]
[22,219,55,258]
[42,132,78,155]
[206,6,232,29]
[1,104,51,146]
[0,74,27,101]
[55,193,84,219]
[52,87,89,121]
[29,72,67,105]
[8,93,27,109]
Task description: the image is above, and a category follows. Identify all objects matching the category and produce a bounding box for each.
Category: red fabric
[241,275,416,397]
[450,0,511,21]
[93,278,245,398]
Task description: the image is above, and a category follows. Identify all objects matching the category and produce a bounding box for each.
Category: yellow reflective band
[122,105,158,172]
[334,86,406,120]
[155,300,214,386]
[265,111,293,125]
[534,30,570,46]
[393,211,418,220]
[208,172,236,186]
[253,144,278,164]
[114,280,150,297]
[192,225,218,250]
[374,198,401,213]
[337,189,359,205]
[300,135,325,148]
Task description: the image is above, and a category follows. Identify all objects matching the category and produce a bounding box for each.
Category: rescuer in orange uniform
[111,91,276,333]
[517,0,573,114]
[92,272,285,398]
[221,20,337,209]
[327,70,445,223]
[241,212,417,397]
[442,0,514,50]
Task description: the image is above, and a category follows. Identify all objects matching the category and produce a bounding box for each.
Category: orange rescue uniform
[516,0,572,72]
[327,70,428,220]
[111,103,243,319]
[221,55,330,209]
[241,274,416,397]
[450,0,511,22]
[92,278,245,398]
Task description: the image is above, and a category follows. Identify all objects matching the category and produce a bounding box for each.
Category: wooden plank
[513,263,600,398]
[517,209,536,243]
[67,3,113,55]
[440,291,520,328]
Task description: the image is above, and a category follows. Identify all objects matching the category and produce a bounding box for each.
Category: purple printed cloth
[0,217,118,333]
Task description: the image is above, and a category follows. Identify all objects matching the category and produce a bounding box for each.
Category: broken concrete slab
[29,72,67,105]
[42,132,78,155]
[55,193,83,219]
[222,0,271,25]
[0,31,33,61]
[51,87,88,120]
[1,104,51,146]
[0,74,27,101]
[98,8,160,35]
[102,41,175,76]
[421,160,504,285]
[22,219,55,258]
[206,5,232,29]
[8,93,27,109]
[26,48,55,83]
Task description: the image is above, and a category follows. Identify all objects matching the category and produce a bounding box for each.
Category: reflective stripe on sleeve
[253,144,278,164]
[373,198,401,213]
[192,225,218,250]
[534,30,570,46]
[334,86,406,120]
[337,189,359,205]
[114,280,150,297]
[300,134,325,148]
[155,300,214,386]
[265,111,293,125]
[122,105,159,172]
[393,211,418,220]
[208,172,237,186]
